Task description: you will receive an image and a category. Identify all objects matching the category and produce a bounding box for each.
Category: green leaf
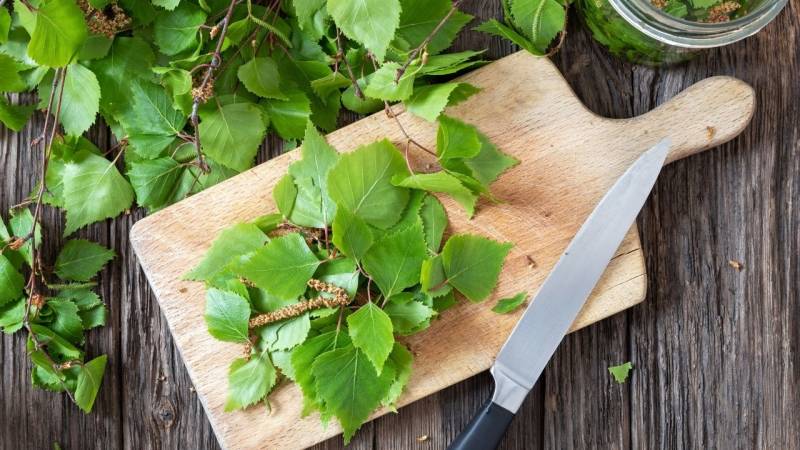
[384,293,434,335]
[327,0,401,62]
[285,122,339,227]
[62,150,134,236]
[153,0,181,10]
[491,291,527,314]
[393,171,478,217]
[464,132,519,185]
[123,80,187,158]
[420,254,452,297]
[291,330,350,414]
[363,62,416,101]
[200,101,267,171]
[475,19,540,55]
[29,323,83,359]
[0,297,25,334]
[35,63,100,137]
[608,361,633,383]
[235,233,321,299]
[0,7,10,44]
[382,342,413,409]
[0,54,25,92]
[327,139,410,229]
[127,157,185,211]
[256,313,311,351]
[9,207,41,266]
[27,0,88,67]
[313,257,360,298]
[78,304,106,329]
[441,234,511,302]
[186,223,268,282]
[0,97,35,132]
[510,0,565,52]
[54,239,115,282]
[74,354,107,413]
[89,37,156,119]
[418,50,486,76]
[274,174,297,219]
[331,207,373,261]
[405,82,480,122]
[0,254,24,307]
[397,0,473,55]
[436,115,481,160]
[46,299,83,343]
[260,89,312,140]
[419,194,446,253]
[153,2,207,56]
[347,301,394,373]
[237,57,287,100]
[312,343,396,443]
[342,83,383,114]
[225,353,277,411]
[204,288,251,343]
[362,220,427,299]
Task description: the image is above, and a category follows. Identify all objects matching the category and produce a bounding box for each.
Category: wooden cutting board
[130,51,754,449]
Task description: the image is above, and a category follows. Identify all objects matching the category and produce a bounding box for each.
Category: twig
[383,102,437,157]
[543,5,569,57]
[336,29,364,100]
[395,0,462,82]
[189,0,239,174]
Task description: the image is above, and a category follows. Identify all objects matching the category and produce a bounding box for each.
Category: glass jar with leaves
[576,0,788,65]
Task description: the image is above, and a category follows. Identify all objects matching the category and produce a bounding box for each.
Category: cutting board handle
[621,76,755,164]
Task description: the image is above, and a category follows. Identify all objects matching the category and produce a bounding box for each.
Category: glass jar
[576,0,788,65]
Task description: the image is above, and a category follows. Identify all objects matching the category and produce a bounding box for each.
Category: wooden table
[1,1,798,449]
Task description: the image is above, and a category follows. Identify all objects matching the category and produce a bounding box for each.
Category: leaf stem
[336,29,364,100]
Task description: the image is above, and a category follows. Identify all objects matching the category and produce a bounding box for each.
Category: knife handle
[447,399,515,450]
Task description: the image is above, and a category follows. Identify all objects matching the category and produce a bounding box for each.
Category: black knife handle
[447,399,515,450]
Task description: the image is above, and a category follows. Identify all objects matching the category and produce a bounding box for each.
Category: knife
[447,139,671,450]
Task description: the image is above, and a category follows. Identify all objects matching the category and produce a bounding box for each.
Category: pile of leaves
[187,121,527,442]
[0,0,546,414]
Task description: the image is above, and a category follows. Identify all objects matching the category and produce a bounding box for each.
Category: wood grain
[128,52,752,449]
[2,1,798,449]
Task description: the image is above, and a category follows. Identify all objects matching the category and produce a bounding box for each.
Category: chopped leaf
[405,83,480,122]
[186,223,268,282]
[491,291,527,314]
[62,150,135,236]
[362,221,427,299]
[327,0,401,62]
[347,301,394,374]
[327,139,410,229]
[237,57,287,100]
[204,288,251,343]
[54,239,115,282]
[74,355,107,413]
[608,362,633,384]
[419,194,447,253]
[441,234,512,302]
[312,344,396,443]
[225,353,277,411]
[199,101,266,171]
[235,233,321,299]
[27,0,88,67]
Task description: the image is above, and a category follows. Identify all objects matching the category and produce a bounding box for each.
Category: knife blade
[447,138,671,450]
